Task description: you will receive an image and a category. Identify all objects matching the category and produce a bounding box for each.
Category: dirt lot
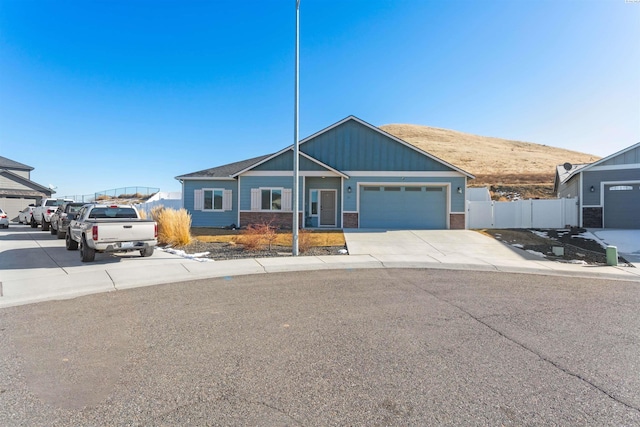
[481,228,633,266]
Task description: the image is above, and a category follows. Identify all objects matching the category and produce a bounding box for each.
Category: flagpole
[292,0,300,256]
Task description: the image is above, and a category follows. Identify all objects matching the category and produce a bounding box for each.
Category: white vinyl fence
[134,192,182,216]
[467,198,578,229]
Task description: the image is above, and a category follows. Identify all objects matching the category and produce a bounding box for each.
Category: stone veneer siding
[240,212,303,229]
[582,207,603,228]
[449,213,466,229]
[343,213,358,228]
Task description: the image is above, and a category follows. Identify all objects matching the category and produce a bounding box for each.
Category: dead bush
[239,220,279,251]
[298,228,312,253]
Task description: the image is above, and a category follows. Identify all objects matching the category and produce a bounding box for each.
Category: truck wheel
[42,220,50,231]
[80,236,95,262]
[50,225,57,235]
[30,218,37,228]
[140,246,154,257]
[57,230,65,239]
[66,233,78,250]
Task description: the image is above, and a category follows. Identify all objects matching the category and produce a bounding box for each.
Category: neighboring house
[176,116,474,230]
[0,156,54,221]
[555,142,640,229]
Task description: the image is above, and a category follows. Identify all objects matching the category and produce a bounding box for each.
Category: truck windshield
[88,207,138,219]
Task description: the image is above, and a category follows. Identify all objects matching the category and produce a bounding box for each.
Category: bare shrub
[239,220,279,251]
[150,206,192,246]
[298,228,312,253]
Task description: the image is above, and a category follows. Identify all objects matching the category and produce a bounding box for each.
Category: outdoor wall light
[347,186,352,193]
[590,186,595,192]
[457,187,463,194]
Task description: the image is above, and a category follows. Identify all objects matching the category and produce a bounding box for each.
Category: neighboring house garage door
[604,184,640,229]
[359,185,447,229]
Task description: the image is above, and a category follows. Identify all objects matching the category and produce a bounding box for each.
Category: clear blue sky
[1,0,638,198]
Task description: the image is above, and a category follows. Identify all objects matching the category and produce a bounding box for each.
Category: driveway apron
[343,229,543,266]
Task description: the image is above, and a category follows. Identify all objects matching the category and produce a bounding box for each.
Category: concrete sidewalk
[1,227,639,308]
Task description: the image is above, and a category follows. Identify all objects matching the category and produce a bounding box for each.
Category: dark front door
[320,190,336,226]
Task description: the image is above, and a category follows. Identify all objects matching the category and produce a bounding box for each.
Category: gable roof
[236,116,475,178]
[0,169,53,193]
[563,142,640,182]
[231,148,349,178]
[0,156,33,171]
[555,163,589,185]
[175,154,273,180]
[308,116,474,178]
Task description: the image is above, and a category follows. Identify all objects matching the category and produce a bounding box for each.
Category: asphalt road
[1,269,639,426]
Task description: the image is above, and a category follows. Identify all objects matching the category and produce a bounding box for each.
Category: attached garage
[359,185,447,229]
[604,184,640,229]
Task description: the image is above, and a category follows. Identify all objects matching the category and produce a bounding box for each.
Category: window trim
[195,188,232,212]
[202,188,225,211]
[309,189,319,217]
[250,187,292,211]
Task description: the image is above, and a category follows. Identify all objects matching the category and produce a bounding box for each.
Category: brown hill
[380,123,600,199]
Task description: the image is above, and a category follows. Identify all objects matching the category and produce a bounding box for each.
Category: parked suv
[32,198,73,230]
[51,202,85,239]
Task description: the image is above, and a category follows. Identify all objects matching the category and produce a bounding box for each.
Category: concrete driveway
[591,229,640,265]
[344,229,543,267]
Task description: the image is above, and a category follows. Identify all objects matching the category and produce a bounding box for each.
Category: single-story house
[555,142,640,229]
[0,156,54,221]
[176,116,475,230]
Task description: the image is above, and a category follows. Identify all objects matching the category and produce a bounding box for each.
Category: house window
[194,188,232,211]
[251,188,292,211]
[310,190,318,215]
[261,189,282,210]
[204,189,224,210]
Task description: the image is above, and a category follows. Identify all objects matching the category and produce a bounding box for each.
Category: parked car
[33,198,73,230]
[67,204,157,262]
[18,206,35,225]
[50,202,85,239]
[0,208,9,228]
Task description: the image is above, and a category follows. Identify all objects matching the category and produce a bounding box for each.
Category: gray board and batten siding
[176,116,474,230]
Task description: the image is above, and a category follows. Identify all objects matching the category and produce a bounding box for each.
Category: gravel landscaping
[483,228,633,266]
[170,239,348,260]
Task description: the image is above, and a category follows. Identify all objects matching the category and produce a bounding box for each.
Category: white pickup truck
[33,198,74,230]
[67,204,158,262]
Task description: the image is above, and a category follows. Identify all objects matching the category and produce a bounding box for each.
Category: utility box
[606,246,618,266]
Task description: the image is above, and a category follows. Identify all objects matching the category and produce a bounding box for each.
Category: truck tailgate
[93,220,156,242]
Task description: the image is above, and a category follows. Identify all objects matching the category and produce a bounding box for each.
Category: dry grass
[192,227,345,248]
[380,124,600,180]
[150,206,192,246]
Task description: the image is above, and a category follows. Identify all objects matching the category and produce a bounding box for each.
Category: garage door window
[405,187,422,192]
[609,186,633,191]
[425,187,443,192]
[363,187,380,191]
[384,187,401,191]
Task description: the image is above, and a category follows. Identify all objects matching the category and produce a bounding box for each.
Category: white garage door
[359,185,447,229]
